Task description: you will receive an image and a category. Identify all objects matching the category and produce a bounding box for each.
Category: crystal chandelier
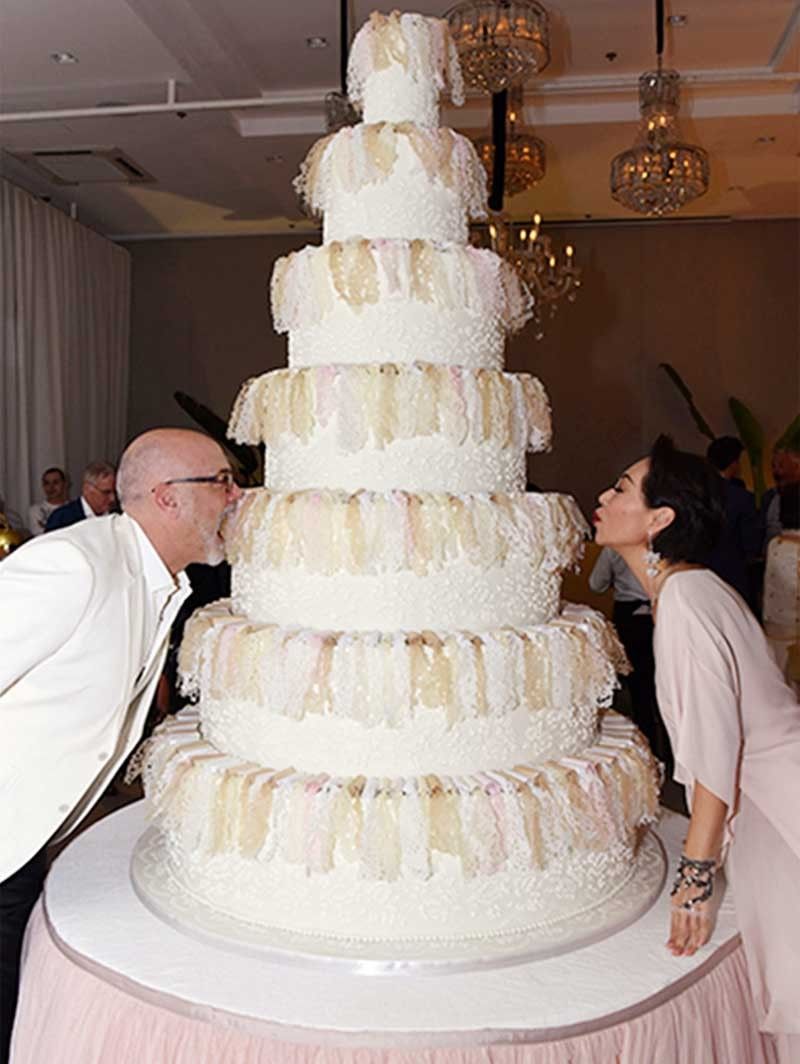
[473,214,581,340]
[609,1,709,216]
[474,85,545,197]
[445,1,550,94]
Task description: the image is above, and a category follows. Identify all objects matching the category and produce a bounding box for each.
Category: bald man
[0,429,242,1058]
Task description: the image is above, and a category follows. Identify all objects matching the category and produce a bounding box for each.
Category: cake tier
[229,364,550,493]
[347,11,463,128]
[272,240,532,370]
[139,711,659,942]
[296,124,487,244]
[179,601,627,776]
[227,490,588,630]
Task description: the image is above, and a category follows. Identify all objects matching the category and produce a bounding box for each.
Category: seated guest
[27,467,69,535]
[44,460,117,530]
[0,429,242,1060]
[706,435,761,608]
[764,484,800,691]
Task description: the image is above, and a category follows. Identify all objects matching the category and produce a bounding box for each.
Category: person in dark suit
[44,461,117,531]
[706,436,762,609]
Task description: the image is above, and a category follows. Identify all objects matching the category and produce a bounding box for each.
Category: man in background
[44,459,117,530]
[0,428,242,1061]
[706,435,762,608]
[27,467,69,535]
[763,446,800,545]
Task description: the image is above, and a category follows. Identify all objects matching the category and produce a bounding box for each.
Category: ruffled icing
[347,11,465,114]
[226,489,589,577]
[228,364,551,454]
[271,240,533,335]
[179,601,627,728]
[138,710,659,882]
[295,123,487,221]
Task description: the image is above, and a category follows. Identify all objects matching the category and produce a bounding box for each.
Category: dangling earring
[645,532,662,579]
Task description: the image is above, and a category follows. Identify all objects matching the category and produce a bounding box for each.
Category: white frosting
[270,240,533,371]
[264,430,525,492]
[136,6,662,953]
[162,837,638,942]
[232,555,561,630]
[201,696,598,777]
[287,301,505,370]
[347,11,464,128]
[318,131,486,244]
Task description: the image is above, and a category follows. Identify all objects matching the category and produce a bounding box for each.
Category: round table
[11,803,775,1063]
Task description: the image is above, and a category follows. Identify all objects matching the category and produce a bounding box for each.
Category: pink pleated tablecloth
[11,803,776,1063]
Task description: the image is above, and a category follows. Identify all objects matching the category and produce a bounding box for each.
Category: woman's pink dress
[654,569,800,1038]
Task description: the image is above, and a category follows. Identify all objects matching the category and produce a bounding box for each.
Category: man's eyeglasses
[154,470,237,491]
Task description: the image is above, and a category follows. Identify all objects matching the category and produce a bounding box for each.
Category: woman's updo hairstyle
[643,435,726,564]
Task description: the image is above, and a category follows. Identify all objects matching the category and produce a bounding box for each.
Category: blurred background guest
[706,436,762,610]
[763,446,800,546]
[45,461,117,531]
[27,467,69,536]
[763,484,800,691]
[588,545,670,769]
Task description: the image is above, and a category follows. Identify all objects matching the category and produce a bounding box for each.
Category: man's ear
[150,482,179,515]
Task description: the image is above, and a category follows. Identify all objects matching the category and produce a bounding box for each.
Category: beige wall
[126,219,799,513]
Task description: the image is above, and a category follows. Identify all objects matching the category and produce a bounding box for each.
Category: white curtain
[1,178,131,529]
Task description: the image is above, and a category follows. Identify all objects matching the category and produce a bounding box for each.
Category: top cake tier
[347,11,464,128]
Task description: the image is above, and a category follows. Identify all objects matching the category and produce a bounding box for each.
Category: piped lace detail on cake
[295,124,487,221]
[137,711,659,882]
[347,10,465,121]
[226,489,588,576]
[229,364,551,454]
[178,601,627,728]
[271,241,533,335]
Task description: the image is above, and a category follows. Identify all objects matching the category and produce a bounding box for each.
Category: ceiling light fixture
[306,36,328,49]
[50,51,79,64]
[474,84,546,196]
[445,1,550,95]
[609,0,709,215]
[667,14,688,26]
[472,213,581,340]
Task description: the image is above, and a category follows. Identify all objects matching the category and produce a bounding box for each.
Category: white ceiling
[1,0,798,238]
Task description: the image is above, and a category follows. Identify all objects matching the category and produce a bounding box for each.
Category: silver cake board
[130,827,667,975]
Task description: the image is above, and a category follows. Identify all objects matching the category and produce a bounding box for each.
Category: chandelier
[474,85,545,196]
[609,1,709,215]
[445,1,550,94]
[474,214,581,340]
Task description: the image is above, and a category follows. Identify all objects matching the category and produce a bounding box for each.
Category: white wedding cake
[135,11,660,950]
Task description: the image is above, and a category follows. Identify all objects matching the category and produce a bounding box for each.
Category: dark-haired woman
[594,435,800,1056]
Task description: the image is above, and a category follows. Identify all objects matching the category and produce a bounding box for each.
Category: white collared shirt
[129,517,192,686]
[80,495,95,520]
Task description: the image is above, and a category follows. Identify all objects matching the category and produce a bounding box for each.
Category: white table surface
[44,802,740,1039]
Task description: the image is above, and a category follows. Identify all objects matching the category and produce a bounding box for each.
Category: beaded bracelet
[670,854,716,910]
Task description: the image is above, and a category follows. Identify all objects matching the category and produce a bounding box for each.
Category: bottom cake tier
[134,711,660,944]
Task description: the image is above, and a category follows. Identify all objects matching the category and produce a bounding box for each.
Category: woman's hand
[666,781,727,957]
[667,858,716,956]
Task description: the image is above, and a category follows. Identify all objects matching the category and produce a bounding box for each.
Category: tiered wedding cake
[135,11,661,950]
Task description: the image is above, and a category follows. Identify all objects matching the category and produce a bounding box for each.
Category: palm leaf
[728,397,766,503]
[658,363,716,440]
[174,391,262,485]
[775,414,800,453]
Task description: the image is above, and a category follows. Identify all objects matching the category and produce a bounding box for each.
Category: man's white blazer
[0,514,175,880]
